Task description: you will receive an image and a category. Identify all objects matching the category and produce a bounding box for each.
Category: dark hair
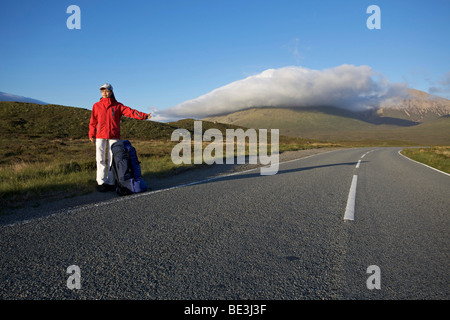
[99,91,117,102]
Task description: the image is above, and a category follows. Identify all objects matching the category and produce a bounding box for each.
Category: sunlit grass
[401,146,450,174]
[0,159,96,208]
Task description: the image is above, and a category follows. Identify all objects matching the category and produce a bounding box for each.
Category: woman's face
[101,89,112,98]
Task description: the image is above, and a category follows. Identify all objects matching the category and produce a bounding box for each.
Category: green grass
[401,146,450,174]
[0,159,96,206]
[0,139,193,210]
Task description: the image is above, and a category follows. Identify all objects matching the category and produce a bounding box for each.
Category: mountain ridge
[0,91,49,105]
[203,89,450,145]
[375,88,450,122]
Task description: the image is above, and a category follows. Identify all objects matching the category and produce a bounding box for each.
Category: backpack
[110,140,148,196]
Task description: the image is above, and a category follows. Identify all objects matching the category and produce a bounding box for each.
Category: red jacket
[89,97,148,139]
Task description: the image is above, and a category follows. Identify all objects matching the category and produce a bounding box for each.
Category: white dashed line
[344,175,358,221]
[343,149,374,221]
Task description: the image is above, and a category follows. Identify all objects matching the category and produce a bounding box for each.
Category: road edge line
[398,150,450,177]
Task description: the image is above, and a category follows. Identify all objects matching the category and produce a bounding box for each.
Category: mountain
[375,89,450,123]
[0,91,49,105]
[203,89,450,145]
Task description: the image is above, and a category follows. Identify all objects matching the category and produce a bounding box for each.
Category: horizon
[1,0,449,121]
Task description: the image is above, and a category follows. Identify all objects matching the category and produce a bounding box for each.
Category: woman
[89,83,150,192]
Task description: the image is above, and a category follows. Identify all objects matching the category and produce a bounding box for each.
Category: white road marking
[344,175,358,221]
[344,150,374,220]
[361,149,375,159]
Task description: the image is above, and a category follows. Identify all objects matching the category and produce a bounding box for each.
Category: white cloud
[158,64,408,119]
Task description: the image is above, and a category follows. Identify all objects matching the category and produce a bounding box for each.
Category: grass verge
[401,146,450,174]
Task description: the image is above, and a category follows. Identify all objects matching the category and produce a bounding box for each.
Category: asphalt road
[1,147,449,300]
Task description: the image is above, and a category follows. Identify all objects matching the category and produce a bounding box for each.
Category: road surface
[1,147,449,301]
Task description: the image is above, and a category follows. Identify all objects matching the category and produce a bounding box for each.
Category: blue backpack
[111,140,148,196]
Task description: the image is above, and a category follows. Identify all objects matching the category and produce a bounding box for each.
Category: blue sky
[1,0,449,118]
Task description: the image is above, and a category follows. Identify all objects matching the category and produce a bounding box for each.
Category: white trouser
[95,138,119,185]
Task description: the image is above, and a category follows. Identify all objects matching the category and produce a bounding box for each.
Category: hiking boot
[96,184,108,192]
[97,184,115,192]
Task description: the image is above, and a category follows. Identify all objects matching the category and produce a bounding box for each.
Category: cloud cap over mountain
[159,65,408,119]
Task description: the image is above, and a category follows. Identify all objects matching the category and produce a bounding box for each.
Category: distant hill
[0,101,251,141]
[203,89,450,145]
[0,91,49,105]
[0,101,176,140]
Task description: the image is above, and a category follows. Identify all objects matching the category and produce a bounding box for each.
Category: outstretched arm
[120,104,151,120]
